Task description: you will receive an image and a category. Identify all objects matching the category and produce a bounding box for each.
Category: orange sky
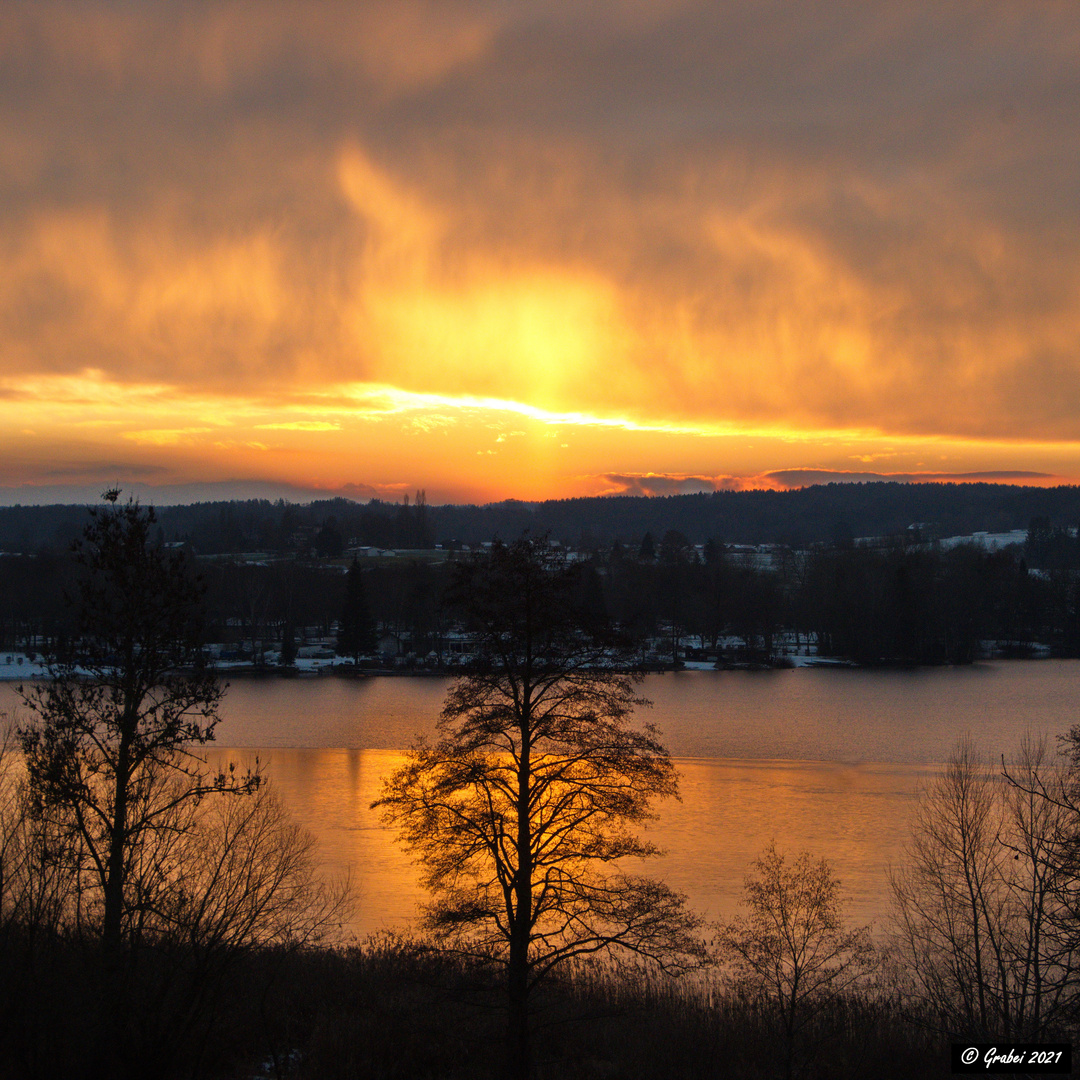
[2,2,1080,504]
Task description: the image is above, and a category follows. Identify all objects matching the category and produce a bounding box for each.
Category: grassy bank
[0,930,959,1080]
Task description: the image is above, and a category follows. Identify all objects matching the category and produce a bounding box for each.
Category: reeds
[0,928,959,1079]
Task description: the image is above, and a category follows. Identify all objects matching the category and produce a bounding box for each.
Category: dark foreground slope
[0,934,949,1080]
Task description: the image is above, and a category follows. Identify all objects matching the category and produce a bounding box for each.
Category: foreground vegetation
[0,926,962,1080]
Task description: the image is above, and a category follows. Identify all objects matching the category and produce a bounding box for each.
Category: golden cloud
[255,421,342,431]
[0,1,498,97]
[3,2,1080,502]
[122,428,215,446]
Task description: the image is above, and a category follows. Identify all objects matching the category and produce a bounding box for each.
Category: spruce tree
[336,557,377,664]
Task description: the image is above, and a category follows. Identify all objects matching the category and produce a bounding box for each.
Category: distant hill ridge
[2,482,1079,555]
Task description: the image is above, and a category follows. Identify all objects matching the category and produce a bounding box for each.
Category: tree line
[7,481,1080,555]
[4,526,1080,667]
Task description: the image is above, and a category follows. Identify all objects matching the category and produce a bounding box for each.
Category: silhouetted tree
[719,844,874,1080]
[892,737,1079,1041]
[730,564,783,663]
[18,492,258,956]
[376,538,703,1080]
[336,557,377,664]
[279,619,297,668]
[314,516,344,558]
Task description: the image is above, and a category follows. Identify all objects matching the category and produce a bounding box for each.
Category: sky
[2,1,1079,505]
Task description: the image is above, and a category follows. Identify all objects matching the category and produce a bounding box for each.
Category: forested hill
[3,481,1080,554]
[432,482,1080,548]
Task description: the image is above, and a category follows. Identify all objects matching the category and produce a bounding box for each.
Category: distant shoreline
[1,651,1063,683]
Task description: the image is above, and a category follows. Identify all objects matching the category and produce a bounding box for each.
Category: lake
[4,661,1078,938]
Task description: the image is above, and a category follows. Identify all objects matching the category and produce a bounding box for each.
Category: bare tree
[17,492,258,955]
[376,538,704,1080]
[7,497,348,1077]
[891,737,1079,1040]
[0,713,74,946]
[718,843,874,1080]
[156,783,347,954]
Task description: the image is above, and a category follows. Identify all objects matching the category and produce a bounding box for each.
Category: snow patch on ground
[938,530,1027,551]
[0,654,48,681]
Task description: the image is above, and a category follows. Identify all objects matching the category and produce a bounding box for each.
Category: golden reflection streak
[203,747,421,940]
[201,749,931,938]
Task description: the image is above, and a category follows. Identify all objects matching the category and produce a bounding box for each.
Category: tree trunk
[507,954,530,1080]
[102,722,133,955]
[508,713,533,1080]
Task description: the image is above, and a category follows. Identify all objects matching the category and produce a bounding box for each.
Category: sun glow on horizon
[2,368,1080,504]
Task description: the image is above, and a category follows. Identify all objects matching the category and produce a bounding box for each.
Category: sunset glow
[3,2,1079,504]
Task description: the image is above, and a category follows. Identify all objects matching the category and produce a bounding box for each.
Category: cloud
[597,468,1064,497]
[407,415,458,433]
[255,421,341,431]
[39,461,170,480]
[212,440,270,452]
[762,469,1063,490]
[122,428,215,446]
[3,1,1080,500]
[0,477,384,508]
[600,473,720,497]
[337,482,382,500]
[0,1,498,100]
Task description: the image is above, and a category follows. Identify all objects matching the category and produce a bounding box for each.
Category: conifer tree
[336,556,377,664]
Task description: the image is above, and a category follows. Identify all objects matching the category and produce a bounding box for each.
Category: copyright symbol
[961,1047,979,1065]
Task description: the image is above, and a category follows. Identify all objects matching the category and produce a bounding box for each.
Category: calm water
[5,662,1079,937]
